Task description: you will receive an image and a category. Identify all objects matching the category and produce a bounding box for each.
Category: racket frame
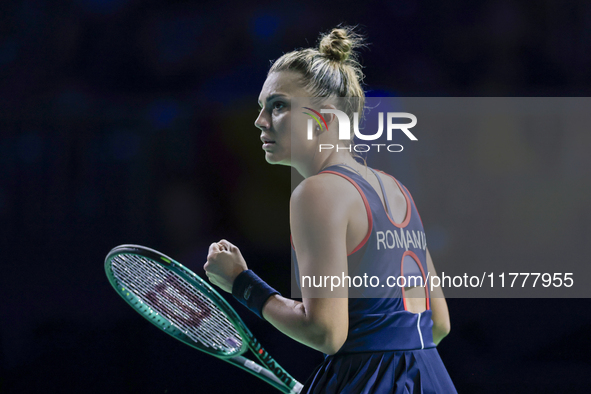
[105,244,302,394]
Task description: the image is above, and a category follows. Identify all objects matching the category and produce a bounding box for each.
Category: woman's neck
[294,151,365,178]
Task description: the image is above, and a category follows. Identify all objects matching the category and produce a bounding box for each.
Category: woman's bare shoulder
[289,173,355,256]
[291,172,358,208]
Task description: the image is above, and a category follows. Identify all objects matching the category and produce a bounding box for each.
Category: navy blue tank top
[292,164,435,353]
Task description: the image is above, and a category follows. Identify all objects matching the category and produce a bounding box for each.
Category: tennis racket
[105,244,303,394]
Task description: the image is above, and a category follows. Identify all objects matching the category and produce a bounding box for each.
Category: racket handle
[290,381,304,394]
[230,356,302,393]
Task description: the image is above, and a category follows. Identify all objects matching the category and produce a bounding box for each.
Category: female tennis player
[205,26,457,393]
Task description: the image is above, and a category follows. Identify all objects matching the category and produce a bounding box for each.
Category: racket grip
[232,356,300,393]
[290,381,304,393]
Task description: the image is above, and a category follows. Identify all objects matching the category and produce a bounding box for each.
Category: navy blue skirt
[302,348,457,394]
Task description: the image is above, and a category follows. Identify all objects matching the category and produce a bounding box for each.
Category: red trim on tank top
[400,250,430,311]
[401,184,424,228]
[319,170,373,256]
[374,170,411,228]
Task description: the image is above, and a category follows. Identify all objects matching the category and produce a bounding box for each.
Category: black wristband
[232,270,280,319]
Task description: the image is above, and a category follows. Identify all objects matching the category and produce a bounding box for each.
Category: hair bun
[319,27,362,62]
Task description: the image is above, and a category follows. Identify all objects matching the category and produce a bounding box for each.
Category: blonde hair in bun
[269,25,366,153]
[318,27,362,62]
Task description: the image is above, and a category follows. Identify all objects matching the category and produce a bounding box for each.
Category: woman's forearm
[432,323,450,345]
[202,241,348,354]
[261,295,347,355]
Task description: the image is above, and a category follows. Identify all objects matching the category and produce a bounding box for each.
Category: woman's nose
[254,110,270,130]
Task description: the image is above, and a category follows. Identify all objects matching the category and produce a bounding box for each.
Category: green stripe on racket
[105,244,303,394]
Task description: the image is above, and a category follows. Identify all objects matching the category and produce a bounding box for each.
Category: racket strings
[114,255,241,351]
[110,254,243,354]
[120,255,240,350]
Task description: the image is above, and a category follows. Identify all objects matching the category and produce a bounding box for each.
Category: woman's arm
[205,175,351,355]
[426,248,451,345]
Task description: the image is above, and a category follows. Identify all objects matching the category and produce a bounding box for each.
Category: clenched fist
[204,239,248,293]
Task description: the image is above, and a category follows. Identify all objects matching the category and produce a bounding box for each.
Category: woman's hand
[204,239,248,293]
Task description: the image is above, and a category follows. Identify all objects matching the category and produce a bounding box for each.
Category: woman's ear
[320,103,338,128]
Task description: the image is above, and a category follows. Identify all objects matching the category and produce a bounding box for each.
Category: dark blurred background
[1,0,590,393]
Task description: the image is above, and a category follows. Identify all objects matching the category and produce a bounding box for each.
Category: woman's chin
[264,152,290,166]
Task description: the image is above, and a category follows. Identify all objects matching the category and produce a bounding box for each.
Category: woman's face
[254,71,314,166]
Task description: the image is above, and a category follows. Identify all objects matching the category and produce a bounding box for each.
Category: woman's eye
[273,101,285,110]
